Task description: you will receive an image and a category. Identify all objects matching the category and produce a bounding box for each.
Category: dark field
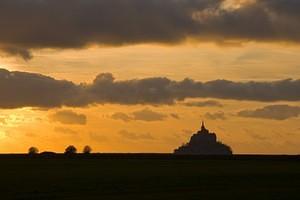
[1,154,300,200]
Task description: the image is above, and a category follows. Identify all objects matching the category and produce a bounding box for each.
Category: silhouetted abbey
[174,121,232,155]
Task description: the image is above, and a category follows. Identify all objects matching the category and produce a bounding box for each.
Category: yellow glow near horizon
[0,99,299,154]
[0,0,300,155]
[0,130,6,140]
[0,43,300,154]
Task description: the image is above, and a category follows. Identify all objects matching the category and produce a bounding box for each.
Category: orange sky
[1,43,300,154]
[0,0,300,154]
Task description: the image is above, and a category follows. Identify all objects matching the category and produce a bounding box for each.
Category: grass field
[1,154,299,200]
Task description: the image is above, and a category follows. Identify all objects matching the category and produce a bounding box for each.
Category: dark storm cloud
[2,69,300,109]
[0,0,218,58]
[238,105,300,120]
[1,0,300,59]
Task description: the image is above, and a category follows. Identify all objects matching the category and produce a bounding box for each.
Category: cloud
[0,69,84,108]
[1,0,300,59]
[170,113,180,119]
[2,69,300,109]
[1,46,33,60]
[85,74,300,104]
[111,108,167,122]
[204,111,227,120]
[132,109,167,121]
[118,130,155,140]
[183,100,223,107]
[111,112,132,122]
[238,105,300,120]
[50,110,87,125]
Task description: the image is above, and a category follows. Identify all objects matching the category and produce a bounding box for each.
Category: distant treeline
[28,145,92,155]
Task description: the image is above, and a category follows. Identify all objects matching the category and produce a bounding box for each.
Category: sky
[0,0,300,154]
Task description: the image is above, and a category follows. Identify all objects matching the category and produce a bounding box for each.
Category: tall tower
[197,120,209,134]
[201,120,206,131]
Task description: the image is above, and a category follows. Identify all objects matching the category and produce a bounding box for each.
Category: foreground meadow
[1,154,299,200]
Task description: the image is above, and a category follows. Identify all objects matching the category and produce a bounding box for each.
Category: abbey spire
[198,120,209,134]
[201,121,206,131]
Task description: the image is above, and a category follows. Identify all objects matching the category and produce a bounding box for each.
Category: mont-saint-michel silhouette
[174,121,232,155]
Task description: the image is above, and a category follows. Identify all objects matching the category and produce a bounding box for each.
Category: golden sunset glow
[0,0,300,154]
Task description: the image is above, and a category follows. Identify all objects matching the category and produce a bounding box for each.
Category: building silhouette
[174,121,232,155]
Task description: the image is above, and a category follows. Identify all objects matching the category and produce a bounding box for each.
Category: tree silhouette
[28,147,39,155]
[64,145,77,155]
[83,145,92,154]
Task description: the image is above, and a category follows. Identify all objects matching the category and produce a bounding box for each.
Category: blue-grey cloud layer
[238,105,300,120]
[1,69,300,108]
[1,0,300,58]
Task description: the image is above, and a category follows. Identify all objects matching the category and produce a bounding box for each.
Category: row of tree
[28,145,92,155]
